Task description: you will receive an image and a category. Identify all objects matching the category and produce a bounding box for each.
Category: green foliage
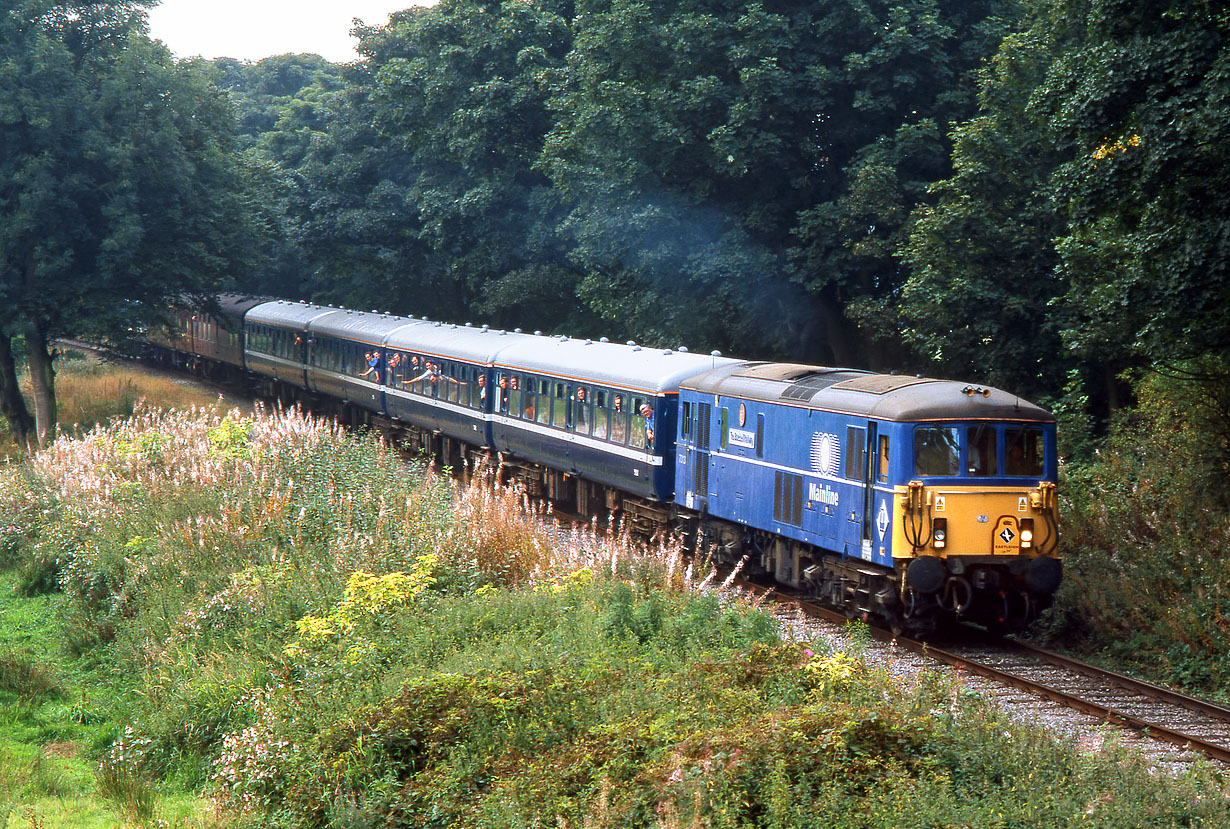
[4,405,1230,825]
[1046,365,1230,691]
[542,0,1017,362]
[904,0,1230,420]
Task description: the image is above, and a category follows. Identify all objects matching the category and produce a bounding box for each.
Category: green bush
[1047,365,1230,692]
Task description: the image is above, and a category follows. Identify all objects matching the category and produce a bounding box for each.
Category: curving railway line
[758,583,1230,767]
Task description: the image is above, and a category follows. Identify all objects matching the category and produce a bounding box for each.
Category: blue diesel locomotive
[147,296,1061,633]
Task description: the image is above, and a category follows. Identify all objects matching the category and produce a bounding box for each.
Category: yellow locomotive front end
[890,421,1061,632]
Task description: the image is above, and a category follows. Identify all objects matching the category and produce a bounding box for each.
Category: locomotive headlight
[1020,518,1034,548]
[932,518,947,549]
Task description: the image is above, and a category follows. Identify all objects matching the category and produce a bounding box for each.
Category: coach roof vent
[711,350,721,357]
[600,337,609,343]
[482,324,489,331]
[678,346,689,352]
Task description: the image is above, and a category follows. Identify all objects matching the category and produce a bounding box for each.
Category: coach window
[502,375,517,416]
[1005,427,1044,477]
[630,397,647,450]
[680,401,692,440]
[756,413,766,459]
[519,378,536,420]
[845,427,866,480]
[914,426,959,476]
[553,382,568,428]
[592,390,609,439]
[877,435,890,483]
[536,380,551,425]
[571,386,590,434]
[531,378,545,421]
[462,366,477,408]
[719,407,729,451]
[967,425,998,476]
[610,395,628,444]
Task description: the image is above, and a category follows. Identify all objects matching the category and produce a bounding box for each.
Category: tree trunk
[25,320,57,448]
[0,333,34,447]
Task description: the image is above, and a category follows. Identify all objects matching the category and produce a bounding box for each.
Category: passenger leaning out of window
[639,402,655,443]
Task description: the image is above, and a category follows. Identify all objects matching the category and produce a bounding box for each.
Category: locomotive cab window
[1005,427,1044,477]
[877,435,890,483]
[967,425,998,476]
[680,401,692,440]
[914,426,959,476]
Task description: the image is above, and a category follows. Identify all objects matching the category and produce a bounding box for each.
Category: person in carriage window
[639,402,655,444]
[360,351,380,379]
[569,386,588,431]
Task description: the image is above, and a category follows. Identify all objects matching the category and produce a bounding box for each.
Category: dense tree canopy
[903,0,1229,410]
[0,0,261,443]
[3,0,1226,442]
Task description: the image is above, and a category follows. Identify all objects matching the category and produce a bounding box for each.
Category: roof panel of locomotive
[495,338,741,394]
[684,362,1053,422]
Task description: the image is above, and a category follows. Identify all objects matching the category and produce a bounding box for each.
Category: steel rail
[751,583,1230,765]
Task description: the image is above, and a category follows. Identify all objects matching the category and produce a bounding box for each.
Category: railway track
[756,585,1230,766]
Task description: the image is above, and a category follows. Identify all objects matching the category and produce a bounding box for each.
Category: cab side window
[845,427,866,480]
[914,426,959,476]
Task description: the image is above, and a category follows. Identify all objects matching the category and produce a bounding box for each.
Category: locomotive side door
[860,422,878,561]
[680,399,712,511]
[844,422,877,561]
